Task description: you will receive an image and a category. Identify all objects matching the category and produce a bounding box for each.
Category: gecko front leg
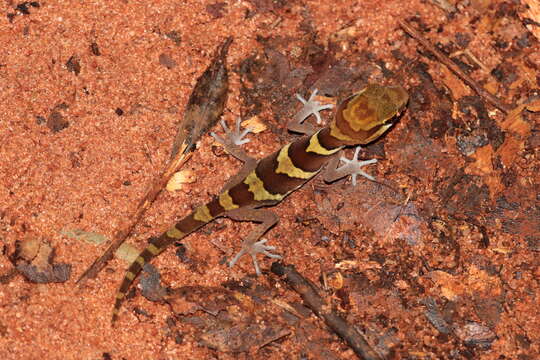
[211,117,257,191]
[211,117,254,163]
[288,89,334,134]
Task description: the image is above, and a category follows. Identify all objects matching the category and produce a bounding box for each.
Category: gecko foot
[229,239,282,276]
[337,146,378,186]
[211,117,253,146]
[294,89,333,124]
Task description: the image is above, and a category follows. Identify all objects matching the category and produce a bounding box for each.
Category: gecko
[112,84,409,323]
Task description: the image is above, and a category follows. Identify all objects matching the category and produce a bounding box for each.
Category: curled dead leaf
[325,271,344,290]
[241,116,266,134]
[140,263,167,302]
[521,0,540,40]
[454,322,496,347]
[166,170,196,191]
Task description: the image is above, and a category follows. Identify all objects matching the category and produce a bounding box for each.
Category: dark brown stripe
[288,134,332,172]
[152,233,178,250]
[119,263,142,293]
[207,197,225,218]
[317,127,347,149]
[112,198,221,322]
[176,213,204,233]
[255,150,307,195]
[140,249,153,262]
[228,181,255,207]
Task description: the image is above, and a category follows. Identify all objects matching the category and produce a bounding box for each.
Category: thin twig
[271,262,384,360]
[76,144,191,286]
[399,20,512,114]
[77,37,232,285]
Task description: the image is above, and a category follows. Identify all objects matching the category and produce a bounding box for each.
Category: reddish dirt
[1,1,538,359]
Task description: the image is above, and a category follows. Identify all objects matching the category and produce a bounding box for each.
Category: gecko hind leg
[211,117,257,192]
[226,207,281,276]
[323,146,378,185]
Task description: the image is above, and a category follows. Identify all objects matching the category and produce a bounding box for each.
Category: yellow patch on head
[276,144,318,179]
[306,130,343,155]
[244,171,284,201]
[342,94,378,132]
[116,292,125,300]
[219,191,239,211]
[194,205,213,222]
[166,226,184,239]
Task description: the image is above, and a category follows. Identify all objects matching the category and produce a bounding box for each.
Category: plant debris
[139,263,167,302]
[12,235,71,283]
[76,37,232,285]
[271,262,383,360]
[1,0,539,358]
[167,285,290,353]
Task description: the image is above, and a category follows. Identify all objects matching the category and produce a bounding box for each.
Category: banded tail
[111,196,229,323]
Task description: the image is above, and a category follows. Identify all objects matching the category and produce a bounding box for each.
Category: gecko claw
[337,146,378,185]
[294,89,333,125]
[229,239,282,276]
[211,117,253,146]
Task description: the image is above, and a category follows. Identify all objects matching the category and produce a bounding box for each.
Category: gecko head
[330,84,409,145]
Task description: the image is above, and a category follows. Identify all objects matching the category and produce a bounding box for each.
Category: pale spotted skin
[112,84,408,323]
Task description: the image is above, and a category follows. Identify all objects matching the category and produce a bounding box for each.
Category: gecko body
[112,84,408,323]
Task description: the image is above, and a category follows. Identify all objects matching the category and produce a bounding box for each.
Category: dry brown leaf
[32,239,53,270]
[427,265,502,301]
[139,264,167,302]
[200,323,290,353]
[466,144,494,176]
[497,136,524,168]
[170,38,231,158]
[428,270,464,301]
[17,235,41,261]
[525,98,540,112]
[464,265,502,297]
[454,323,496,346]
[521,0,540,40]
[440,65,471,99]
[241,115,267,134]
[500,103,531,137]
[465,145,503,198]
[166,169,196,191]
[14,236,71,283]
